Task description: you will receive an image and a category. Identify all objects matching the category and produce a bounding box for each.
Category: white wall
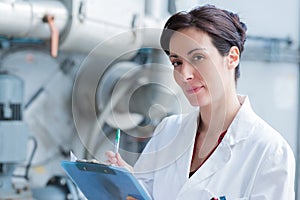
[176,0,299,43]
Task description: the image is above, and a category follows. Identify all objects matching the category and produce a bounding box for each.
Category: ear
[227,46,240,70]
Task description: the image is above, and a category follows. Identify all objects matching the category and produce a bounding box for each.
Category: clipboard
[61,161,152,200]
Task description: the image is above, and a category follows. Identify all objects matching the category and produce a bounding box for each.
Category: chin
[184,90,211,108]
[188,97,210,107]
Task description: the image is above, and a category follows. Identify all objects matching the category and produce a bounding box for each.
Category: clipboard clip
[75,161,116,175]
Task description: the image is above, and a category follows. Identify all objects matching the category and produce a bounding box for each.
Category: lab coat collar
[179,96,255,195]
[189,95,256,146]
[179,134,231,196]
[225,95,257,146]
[189,140,231,179]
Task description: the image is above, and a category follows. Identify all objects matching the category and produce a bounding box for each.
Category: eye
[170,57,183,68]
[192,54,204,61]
[171,61,182,67]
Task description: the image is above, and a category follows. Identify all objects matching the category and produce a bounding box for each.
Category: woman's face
[169,27,237,107]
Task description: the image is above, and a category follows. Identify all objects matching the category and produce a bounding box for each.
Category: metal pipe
[0,0,68,39]
[142,0,170,49]
[145,0,169,19]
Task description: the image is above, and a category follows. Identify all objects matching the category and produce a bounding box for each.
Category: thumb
[116,153,134,173]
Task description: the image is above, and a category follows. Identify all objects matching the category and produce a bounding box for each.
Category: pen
[114,128,121,154]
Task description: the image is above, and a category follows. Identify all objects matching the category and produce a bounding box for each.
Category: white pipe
[0,0,68,39]
[145,0,169,19]
[142,0,170,48]
[0,0,170,56]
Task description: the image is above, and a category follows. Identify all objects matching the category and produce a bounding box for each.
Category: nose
[180,62,194,81]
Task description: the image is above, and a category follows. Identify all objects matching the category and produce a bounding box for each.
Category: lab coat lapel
[153,110,199,199]
[194,141,231,181]
[176,113,199,185]
[151,109,199,179]
[178,134,232,196]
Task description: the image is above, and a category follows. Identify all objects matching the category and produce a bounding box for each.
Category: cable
[13,136,37,180]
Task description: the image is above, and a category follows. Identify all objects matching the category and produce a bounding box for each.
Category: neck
[198,94,241,137]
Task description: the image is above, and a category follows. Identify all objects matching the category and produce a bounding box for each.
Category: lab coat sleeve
[133,117,169,199]
[133,156,155,199]
[250,144,295,199]
[133,143,156,198]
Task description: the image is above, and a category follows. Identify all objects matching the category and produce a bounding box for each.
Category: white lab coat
[134,96,295,200]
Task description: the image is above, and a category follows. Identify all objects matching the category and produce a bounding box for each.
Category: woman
[106,5,295,199]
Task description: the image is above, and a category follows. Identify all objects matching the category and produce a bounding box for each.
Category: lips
[186,85,204,94]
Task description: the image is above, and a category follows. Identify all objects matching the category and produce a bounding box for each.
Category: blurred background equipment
[0,0,299,199]
[0,73,31,199]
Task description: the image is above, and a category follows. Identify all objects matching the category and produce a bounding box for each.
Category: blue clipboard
[61,161,151,200]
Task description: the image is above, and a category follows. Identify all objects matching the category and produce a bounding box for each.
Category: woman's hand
[105,151,137,199]
[105,151,134,173]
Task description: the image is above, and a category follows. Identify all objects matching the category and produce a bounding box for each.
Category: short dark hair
[160,4,247,81]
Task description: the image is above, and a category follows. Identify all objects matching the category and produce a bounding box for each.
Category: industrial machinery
[0,73,31,199]
[0,0,189,199]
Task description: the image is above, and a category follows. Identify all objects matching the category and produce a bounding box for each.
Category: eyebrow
[187,47,207,55]
[169,47,207,58]
[169,54,178,59]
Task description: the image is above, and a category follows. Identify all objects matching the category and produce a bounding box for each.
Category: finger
[105,151,115,158]
[116,153,127,166]
[116,153,125,163]
[126,196,138,200]
[107,157,117,164]
[116,153,134,172]
[105,151,118,164]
